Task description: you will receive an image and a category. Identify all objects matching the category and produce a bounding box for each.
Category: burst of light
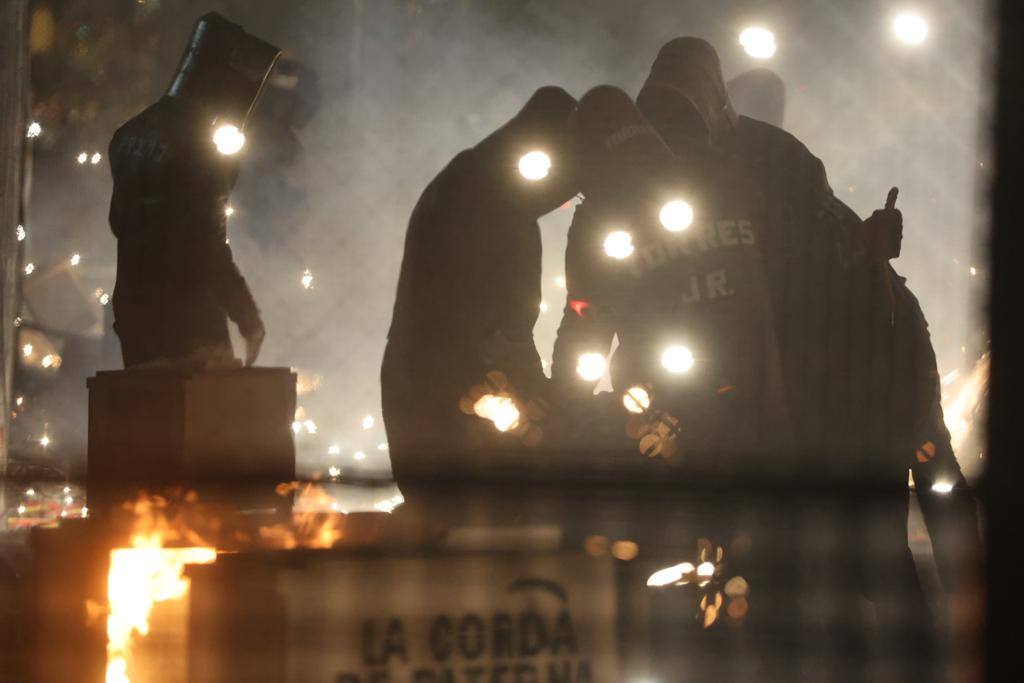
[213,124,246,155]
[539,301,549,313]
[70,253,81,266]
[623,385,651,414]
[942,354,989,453]
[302,419,317,435]
[25,487,35,496]
[327,444,340,455]
[377,442,388,451]
[22,343,33,357]
[16,224,25,241]
[361,415,375,430]
[518,150,552,180]
[661,345,695,374]
[301,269,313,289]
[739,26,777,59]
[969,266,977,276]
[77,152,88,164]
[224,205,235,217]
[13,317,21,327]
[90,152,102,165]
[659,199,694,232]
[353,451,367,461]
[374,499,397,513]
[892,11,929,45]
[576,352,608,382]
[24,262,35,275]
[17,505,26,515]
[26,121,42,138]
[696,561,715,577]
[63,486,71,494]
[39,435,50,447]
[82,506,89,518]
[60,510,68,518]
[16,396,24,406]
[64,495,73,505]
[327,465,341,478]
[603,230,634,259]
[647,561,696,587]
[99,293,110,305]
[931,481,954,494]
[41,354,56,368]
[106,540,217,683]
[472,394,521,432]
[554,275,566,289]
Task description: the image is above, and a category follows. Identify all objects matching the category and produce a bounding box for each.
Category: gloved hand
[242,317,266,367]
[862,186,903,263]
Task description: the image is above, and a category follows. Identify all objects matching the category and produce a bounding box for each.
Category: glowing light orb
[647,561,696,587]
[225,205,235,217]
[931,481,953,494]
[554,275,566,289]
[16,225,25,241]
[90,152,102,165]
[76,152,87,164]
[213,124,246,155]
[39,435,50,447]
[518,150,551,180]
[327,444,340,455]
[99,293,110,305]
[24,262,34,275]
[41,354,55,368]
[661,345,695,374]
[354,451,367,461]
[739,26,777,59]
[301,269,313,289]
[892,12,928,45]
[26,122,41,138]
[361,415,375,430]
[70,253,81,266]
[969,266,977,276]
[576,352,608,382]
[539,301,549,313]
[696,561,715,577]
[603,230,635,259]
[623,385,651,414]
[659,199,694,232]
[473,394,521,432]
[22,343,33,357]
[327,465,341,477]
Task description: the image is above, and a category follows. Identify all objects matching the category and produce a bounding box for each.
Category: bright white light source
[24,262,35,275]
[327,444,340,455]
[41,354,55,368]
[696,561,715,578]
[362,415,375,430]
[661,345,695,374]
[893,12,929,45]
[225,205,235,217]
[659,200,694,232]
[76,152,88,164]
[969,266,977,276]
[623,385,651,414]
[99,293,110,305]
[17,505,26,515]
[576,352,608,382]
[22,343,33,357]
[603,230,634,259]
[39,435,50,447]
[539,301,549,313]
[70,253,81,266]
[739,26,777,59]
[327,465,341,477]
[301,269,313,289]
[213,124,246,155]
[303,419,317,435]
[90,152,102,165]
[353,450,367,461]
[26,122,42,138]
[473,394,521,432]
[16,225,25,241]
[554,275,566,289]
[931,481,954,494]
[647,561,695,587]
[518,150,551,180]
[25,487,35,496]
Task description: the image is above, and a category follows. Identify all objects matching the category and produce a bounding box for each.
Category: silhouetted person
[108,13,277,368]
[382,87,577,480]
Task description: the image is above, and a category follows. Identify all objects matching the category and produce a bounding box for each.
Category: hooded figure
[613,37,977,678]
[382,87,578,481]
[108,12,278,368]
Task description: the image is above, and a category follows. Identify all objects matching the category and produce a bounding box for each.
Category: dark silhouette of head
[727,68,787,128]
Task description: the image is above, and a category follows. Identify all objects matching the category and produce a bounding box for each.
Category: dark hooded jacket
[109,97,262,366]
[382,87,577,477]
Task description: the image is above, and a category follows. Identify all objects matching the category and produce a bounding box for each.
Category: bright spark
[90,152,102,165]
[472,394,521,432]
[327,465,341,478]
[518,150,552,180]
[25,487,35,496]
[603,230,634,259]
[659,199,694,232]
[576,352,608,382]
[76,152,88,164]
[931,481,954,494]
[623,385,651,414]
[225,205,235,217]
[327,444,340,455]
[99,293,110,305]
[70,253,81,266]
[661,345,695,374]
[361,415,375,430]
[969,266,977,276]
[739,26,777,59]
[353,451,367,461]
[539,301,549,313]
[16,225,25,241]
[213,124,246,155]
[893,12,929,45]
[39,435,50,447]
[17,505,26,515]
[554,275,566,289]
[24,262,35,275]
[22,343,33,357]
[647,561,695,587]
[26,121,41,138]
[301,269,313,289]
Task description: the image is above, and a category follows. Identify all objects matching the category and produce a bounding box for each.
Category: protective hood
[166,12,282,130]
[727,68,786,128]
[472,86,579,219]
[637,37,738,150]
